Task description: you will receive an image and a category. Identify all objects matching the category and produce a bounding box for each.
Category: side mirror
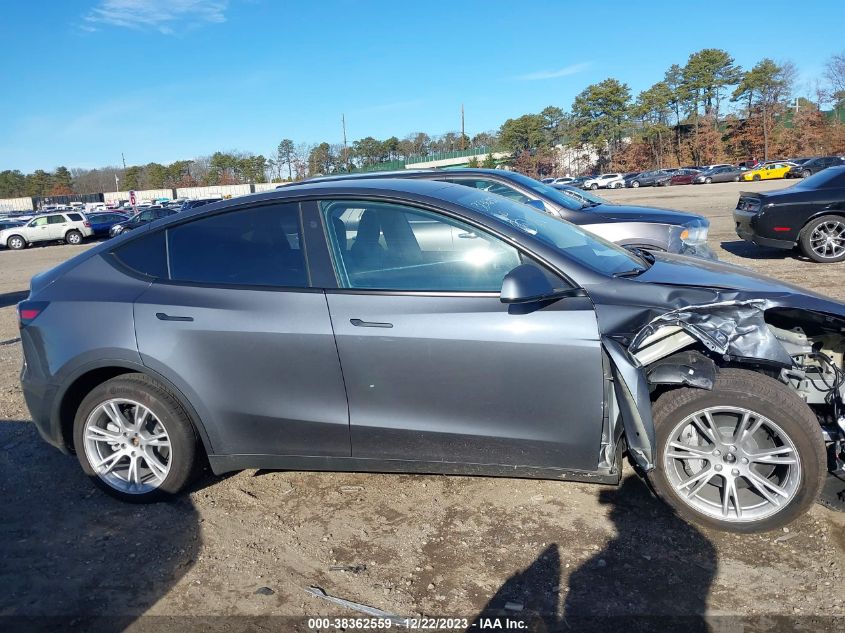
[525,199,546,212]
[500,264,585,305]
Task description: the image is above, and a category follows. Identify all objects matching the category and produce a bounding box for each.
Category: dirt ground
[1,181,844,632]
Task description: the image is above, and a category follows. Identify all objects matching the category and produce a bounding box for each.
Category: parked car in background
[694,165,746,184]
[301,169,715,259]
[669,168,702,185]
[627,170,673,188]
[567,176,589,189]
[0,211,92,250]
[0,219,24,231]
[741,162,796,181]
[699,163,733,171]
[109,207,178,237]
[86,212,130,237]
[552,177,575,185]
[737,160,759,170]
[786,156,844,179]
[583,173,625,189]
[734,166,845,262]
[783,158,812,177]
[179,197,223,212]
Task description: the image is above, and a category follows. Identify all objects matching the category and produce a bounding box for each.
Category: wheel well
[58,367,137,451]
[799,211,845,236]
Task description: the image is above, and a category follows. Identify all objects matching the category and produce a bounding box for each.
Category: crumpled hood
[635,251,832,298]
[588,203,703,226]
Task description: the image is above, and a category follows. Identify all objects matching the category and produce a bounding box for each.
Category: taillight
[18,301,49,326]
[84,221,91,227]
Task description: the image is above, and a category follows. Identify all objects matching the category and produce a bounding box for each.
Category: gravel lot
[1,181,844,631]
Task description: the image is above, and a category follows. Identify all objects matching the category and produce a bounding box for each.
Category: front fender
[602,337,655,471]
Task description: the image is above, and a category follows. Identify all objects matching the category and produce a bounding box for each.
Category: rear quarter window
[112,231,168,278]
[67,213,83,222]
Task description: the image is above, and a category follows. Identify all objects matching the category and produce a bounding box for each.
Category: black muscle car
[734,166,845,262]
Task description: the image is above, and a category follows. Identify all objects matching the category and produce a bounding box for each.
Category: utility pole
[341,114,348,170]
[461,104,465,150]
[121,153,127,170]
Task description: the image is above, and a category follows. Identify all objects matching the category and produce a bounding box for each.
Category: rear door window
[166,203,307,287]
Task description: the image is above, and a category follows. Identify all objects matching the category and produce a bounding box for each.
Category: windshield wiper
[613,268,647,278]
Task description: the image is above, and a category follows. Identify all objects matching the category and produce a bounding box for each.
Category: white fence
[103,189,173,203]
[176,185,251,199]
[0,197,34,212]
[1,182,274,212]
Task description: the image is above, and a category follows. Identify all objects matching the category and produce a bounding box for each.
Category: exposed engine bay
[623,302,845,479]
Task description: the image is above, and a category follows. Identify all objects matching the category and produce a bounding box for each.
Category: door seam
[323,290,353,457]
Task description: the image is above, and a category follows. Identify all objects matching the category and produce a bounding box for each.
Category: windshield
[453,187,647,277]
[793,168,845,190]
[502,172,587,211]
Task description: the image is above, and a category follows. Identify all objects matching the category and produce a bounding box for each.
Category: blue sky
[2,0,844,172]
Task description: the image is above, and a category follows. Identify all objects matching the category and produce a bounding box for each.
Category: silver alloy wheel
[663,406,801,523]
[809,220,845,259]
[82,398,172,494]
[66,231,81,244]
[8,236,24,249]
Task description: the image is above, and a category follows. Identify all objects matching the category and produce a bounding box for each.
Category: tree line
[2,48,845,198]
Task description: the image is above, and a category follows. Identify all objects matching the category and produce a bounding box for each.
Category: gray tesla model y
[18,178,844,532]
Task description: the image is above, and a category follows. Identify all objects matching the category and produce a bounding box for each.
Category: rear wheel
[6,234,26,250]
[73,373,199,502]
[65,229,83,245]
[799,215,845,263]
[648,368,825,533]
[733,176,740,182]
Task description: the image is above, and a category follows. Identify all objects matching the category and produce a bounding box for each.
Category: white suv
[0,211,93,250]
[582,173,624,190]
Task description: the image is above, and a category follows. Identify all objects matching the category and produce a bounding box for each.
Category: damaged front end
[600,297,845,476]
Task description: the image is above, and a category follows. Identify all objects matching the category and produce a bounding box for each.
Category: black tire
[647,368,825,533]
[73,373,200,503]
[6,234,26,250]
[631,180,640,188]
[798,214,845,263]
[590,183,598,190]
[704,177,712,184]
[753,174,761,181]
[65,229,83,245]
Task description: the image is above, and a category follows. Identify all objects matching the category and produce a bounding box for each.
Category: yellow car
[741,162,796,181]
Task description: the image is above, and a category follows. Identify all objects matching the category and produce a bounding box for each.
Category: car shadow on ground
[469,476,717,633]
[719,240,797,261]
[0,419,201,633]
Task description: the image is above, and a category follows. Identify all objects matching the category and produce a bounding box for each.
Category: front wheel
[704,177,712,184]
[753,174,761,181]
[648,368,825,533]
[590,183,598,190]
[73,373,200,502]
[802,170,811,178]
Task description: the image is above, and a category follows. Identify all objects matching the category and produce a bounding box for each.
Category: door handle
[350,318,393,328]
[156,312,194,322]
